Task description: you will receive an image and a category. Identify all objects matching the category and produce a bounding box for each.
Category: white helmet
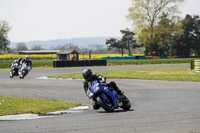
[25,55,30,60]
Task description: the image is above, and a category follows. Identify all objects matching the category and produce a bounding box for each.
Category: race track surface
[0,65,200,133]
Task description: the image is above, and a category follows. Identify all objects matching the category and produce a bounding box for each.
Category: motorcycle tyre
[19,74,24,79]
[19,71,27,79]
[10,71,14,78]
[92,102,101,110]
[96,96,114,112]
[120,96,131,110]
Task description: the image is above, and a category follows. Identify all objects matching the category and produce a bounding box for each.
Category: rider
[20,55,32,69]
[11,57,22,71]
[82,68,125,109]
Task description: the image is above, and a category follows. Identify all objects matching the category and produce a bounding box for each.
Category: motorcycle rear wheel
[96,96,114,112]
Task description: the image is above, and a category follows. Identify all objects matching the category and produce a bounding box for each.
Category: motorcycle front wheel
[9,70,14,78]
[19,73,24,79]
[96,96,114,112]
[19,70,27,79]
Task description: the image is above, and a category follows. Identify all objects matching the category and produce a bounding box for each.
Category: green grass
[0,68,9,71]
[48,68,200,82]
[0,58,196,69]
[0,59,54,68]
[0,97,80,116]
[107,58,195,65]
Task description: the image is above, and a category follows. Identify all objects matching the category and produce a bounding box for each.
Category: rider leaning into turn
[20,55,32,69]
[11,57,22,67]
[11,57,22,70]
[82,68,125,109]
[82,68,125,96]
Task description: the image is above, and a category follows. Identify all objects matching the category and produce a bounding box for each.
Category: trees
[120,28,137,55]
[106,38,124,56]
[15,42,28,53]
[153,13,183,55]
[173,15,200,57]
[106,28,137,56]
[127,0,184,55]
[52,43,79,51]
[31,44,44,50]
[0,21,11,53]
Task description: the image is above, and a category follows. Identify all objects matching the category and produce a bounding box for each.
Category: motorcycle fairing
[86,80,118,107]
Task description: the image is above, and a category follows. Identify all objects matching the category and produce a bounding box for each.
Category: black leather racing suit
[83,74,122,95]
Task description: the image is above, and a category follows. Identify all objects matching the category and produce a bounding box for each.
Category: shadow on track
[97,108,134,113]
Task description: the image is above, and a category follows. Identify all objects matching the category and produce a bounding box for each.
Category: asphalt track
[0,64,200,133]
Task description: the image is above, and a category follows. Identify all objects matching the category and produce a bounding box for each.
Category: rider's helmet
[18,57,22,62]
[25,55,30,60]
[83,68,92,81]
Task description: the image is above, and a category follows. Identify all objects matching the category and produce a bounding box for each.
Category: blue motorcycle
[87,80,131,112]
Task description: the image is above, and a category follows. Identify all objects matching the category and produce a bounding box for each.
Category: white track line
[35,76,82,80]
[0,106,89,121]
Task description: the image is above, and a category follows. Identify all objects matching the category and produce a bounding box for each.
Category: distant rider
[11,57,22,72]
[82,68,125,109]
[20,55,32,69]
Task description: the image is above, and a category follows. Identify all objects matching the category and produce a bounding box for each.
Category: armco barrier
[101,56,175,60]
[101,56,136,60]
[53,60,107,67]
[152,56,161,59]
[160,56,168,59]
[138,56,146,59]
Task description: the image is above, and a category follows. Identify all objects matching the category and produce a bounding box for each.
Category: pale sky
[0,0,199,43]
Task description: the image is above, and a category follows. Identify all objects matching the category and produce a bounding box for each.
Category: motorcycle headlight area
[88,93,94,98]
[94,84,101,93]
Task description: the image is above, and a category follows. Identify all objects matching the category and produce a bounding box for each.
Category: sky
[0,0,200,43]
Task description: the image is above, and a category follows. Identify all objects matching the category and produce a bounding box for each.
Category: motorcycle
[10,62,19,78]
[87,80,131,112]
[19,63,31,79]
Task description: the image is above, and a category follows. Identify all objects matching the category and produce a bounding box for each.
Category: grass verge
[107,58,194,65]
[48,68,200,82]
[0,97,80,116]
[0,58,195,69]
[0,59,54,69]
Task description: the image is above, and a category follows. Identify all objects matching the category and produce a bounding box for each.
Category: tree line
[106,0,200,57]
[5,42,115,55]
[1,0,200,57]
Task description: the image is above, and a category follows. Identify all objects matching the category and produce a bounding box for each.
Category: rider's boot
[115,87,124,96]
[109,81,124,96]
[113,86,127,100]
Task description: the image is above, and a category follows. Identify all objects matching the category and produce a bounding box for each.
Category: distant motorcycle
[10,62,19,78]
[87,80,131,112]
[19,63,31,79]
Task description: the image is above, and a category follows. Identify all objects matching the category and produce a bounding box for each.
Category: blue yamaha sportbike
[87,80,131,112]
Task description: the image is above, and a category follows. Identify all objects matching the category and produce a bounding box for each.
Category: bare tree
[16,42,28,53]
[31,44,44,50]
